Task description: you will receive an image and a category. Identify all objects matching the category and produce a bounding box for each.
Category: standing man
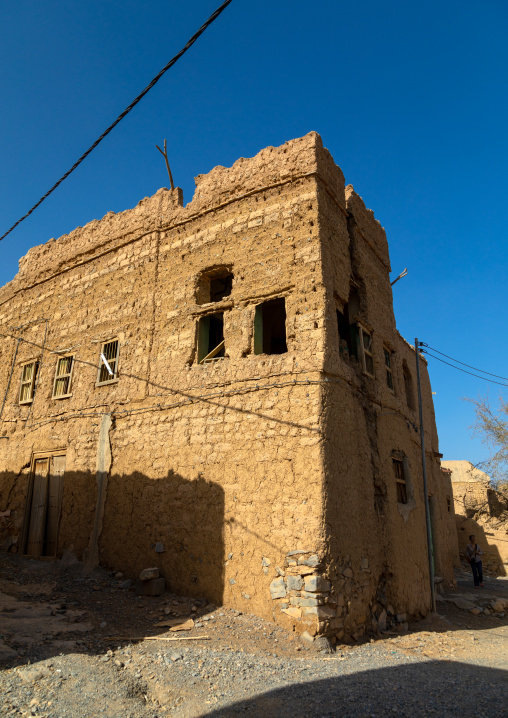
[466,534,484,587]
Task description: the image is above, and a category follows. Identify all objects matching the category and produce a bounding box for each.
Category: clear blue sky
[1,0,507,466]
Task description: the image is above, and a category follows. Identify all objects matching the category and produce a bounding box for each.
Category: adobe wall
[318,178,458,639]
[443,460,508,575]
[0,134,335,632]
[0,132,458,640]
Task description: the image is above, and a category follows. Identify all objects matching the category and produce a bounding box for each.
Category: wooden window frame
[197,314,226,364]
[358,325,375,378]
[52,355,74,399]
[19,360,39,405]
[383,346,394,392]
[393,458,408,504]
[96,339,120,386]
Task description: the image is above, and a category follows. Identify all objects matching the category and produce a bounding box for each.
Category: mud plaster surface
[0,133,458,640]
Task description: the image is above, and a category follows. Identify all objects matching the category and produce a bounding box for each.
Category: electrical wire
[421,343,508,382]
[0,0,234,244]
[422,350,508,387]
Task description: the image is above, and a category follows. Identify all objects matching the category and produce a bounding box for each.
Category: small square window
[96,340,119,385]
[393,458,408,504]
[384,347,394,391]
[19,361,39,405]
[52,356,74,398]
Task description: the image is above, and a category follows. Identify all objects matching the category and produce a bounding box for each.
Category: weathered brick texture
[0,133,458,640]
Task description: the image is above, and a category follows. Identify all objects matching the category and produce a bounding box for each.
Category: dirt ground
[1,553,507,718]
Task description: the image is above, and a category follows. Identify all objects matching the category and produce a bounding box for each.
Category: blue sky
[1,0,507,466]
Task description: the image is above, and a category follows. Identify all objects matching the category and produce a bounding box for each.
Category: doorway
[23,454,66,558]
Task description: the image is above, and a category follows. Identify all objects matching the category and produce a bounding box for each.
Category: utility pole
[156,139,175,190]
[415,337,436,613]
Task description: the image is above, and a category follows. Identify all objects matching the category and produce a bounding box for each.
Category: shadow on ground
[203,661,508,718]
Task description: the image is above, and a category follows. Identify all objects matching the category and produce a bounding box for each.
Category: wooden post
[156,139,175,190]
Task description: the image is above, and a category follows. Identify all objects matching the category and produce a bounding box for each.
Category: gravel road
[1,554,507,717]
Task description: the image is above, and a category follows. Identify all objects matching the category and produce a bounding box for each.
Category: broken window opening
[254,298,287,355]
[393,458,408,504]
[446,496,452,513]
[336,307,352,356]
[403,361,416,411]
[197,313,226,364]
[52,356,74,398]
[19,360,39,405]
[210,274,233,302]
[384,347,394,391]
[196,268,234,305]
[96,340,119,385]
[337,288,364,362]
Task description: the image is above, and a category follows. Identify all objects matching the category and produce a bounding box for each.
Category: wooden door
[26,459,49,557]
[45,455,65,557]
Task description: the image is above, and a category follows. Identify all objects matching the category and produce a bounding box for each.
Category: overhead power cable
[422,350,508,387]
[421,343,508,381]
[0,0,234,244]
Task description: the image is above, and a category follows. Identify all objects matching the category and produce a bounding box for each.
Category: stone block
[342,567,353,578]
[396,613,407,623]
[139,567,160,581]
[452,597,476,611]
[299,597,320,607]
[298,554,320,567]
[301,590,328,599]
[282,606,302,619]
[304,605,335,619]
[304,575,331,593]
[286,575,304,591]
[135,577,166,596]
[269,577,286,599]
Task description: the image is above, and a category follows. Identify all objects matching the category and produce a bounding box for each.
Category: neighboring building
[442,460,508,575]
[0,133,458,641]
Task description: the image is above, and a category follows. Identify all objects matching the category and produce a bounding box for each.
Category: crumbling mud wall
[316,172,459,641]
[443,460,508,575]
[0,132,457,639]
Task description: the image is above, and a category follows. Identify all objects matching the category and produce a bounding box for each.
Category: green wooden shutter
[197,316,211,363]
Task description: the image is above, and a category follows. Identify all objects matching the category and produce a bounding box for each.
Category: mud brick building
[0,133,458,641]
[442,460,508,576]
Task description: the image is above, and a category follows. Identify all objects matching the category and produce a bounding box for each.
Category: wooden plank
[26,459,49,557]
[200,339,225,364]
[45,455,65,557]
